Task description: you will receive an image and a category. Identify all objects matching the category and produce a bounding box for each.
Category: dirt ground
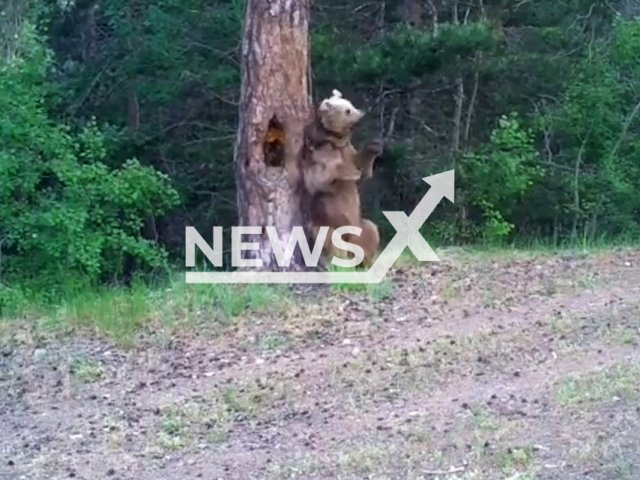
[2,247,640,480]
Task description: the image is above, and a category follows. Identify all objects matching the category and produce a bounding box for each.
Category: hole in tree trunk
[263,116,286,168]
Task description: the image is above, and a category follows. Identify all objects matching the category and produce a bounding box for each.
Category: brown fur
[302,110,359,195]
[312,218,379,268]
[303,142,361,196]
[306,150,383,268]
[349,219,380,267]
[303,111,351,150]
[301,90,384,267]
[301,90,380,195]
[302,133,383,196]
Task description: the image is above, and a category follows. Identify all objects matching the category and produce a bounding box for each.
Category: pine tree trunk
[451,0,465,154]
[403,0,423,136]
[234,0,312,270]
[1,0,22,63]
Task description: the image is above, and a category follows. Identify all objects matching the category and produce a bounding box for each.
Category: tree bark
[126,0,140,137]
[80,0,96,63]
[403,0,423,136]
[452,76,464,153]
[451,1,467,154]
[463,66,478,144]
[403,0,422,26]
[1,0,23,63]
[234,0,312,270]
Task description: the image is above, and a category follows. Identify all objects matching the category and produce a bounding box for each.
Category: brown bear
[308,190,381,267]
[302,89,379,196]
[301,90,383,267]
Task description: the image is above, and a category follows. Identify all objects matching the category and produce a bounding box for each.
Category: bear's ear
[331,89,343,99]
[318,99,331,112]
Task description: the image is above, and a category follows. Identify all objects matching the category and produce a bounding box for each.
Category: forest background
[2,0,640,312]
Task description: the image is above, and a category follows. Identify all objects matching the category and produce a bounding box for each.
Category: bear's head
[317,89,365,137]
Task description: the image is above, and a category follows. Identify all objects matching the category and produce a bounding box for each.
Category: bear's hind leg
[341,219,380,269]
[359,219,380,268]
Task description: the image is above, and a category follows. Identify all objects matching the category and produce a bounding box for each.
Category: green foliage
[532,17,640,239]
[313,22,498,85]
[0,276,291,348]
[416,15,640,246]
[460,113,542,242]
[3,0,640,318]
[0,21,179,304]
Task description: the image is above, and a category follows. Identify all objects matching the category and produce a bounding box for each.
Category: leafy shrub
[460,113,543,242]
[0,22,179,304]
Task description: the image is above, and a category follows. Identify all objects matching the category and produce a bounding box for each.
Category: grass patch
[470,404,500,432]
[57,282,151,347]
[556,361,640,406]
[157,407,190,451]
[328,264,396,302]
[260,332,289,351]
[441,279,462,301]
[153,401,227,451]
[222,385,272,419]
[498,445,536,475]
[337,444,391,474]
[163,280,291,325]
[328,264,367,293]
[0,273,292,348]
[266,453,325,479]
[366,279,394,302]
[70,355,105,383]
[614,458,637,479]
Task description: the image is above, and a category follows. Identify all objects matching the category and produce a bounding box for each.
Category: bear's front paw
[337,163,363,182]
[365,139,384,156]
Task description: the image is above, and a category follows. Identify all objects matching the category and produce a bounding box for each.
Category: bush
[460,113,543,242]
[0,22,179,306]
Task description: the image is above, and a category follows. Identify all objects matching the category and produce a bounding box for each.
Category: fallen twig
[340,292,363,305]
[423,466,466,475]
[504,474,522,480]
[533,444,550,452]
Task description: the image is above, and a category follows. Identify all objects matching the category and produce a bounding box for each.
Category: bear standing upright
[301,89,383,267]
[302,90,381,195]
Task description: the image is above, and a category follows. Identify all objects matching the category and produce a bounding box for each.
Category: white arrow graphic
[186,169,455,283]
[366,169,455,282]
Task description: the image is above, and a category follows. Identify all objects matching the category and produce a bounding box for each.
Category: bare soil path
[2,248,640,479]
